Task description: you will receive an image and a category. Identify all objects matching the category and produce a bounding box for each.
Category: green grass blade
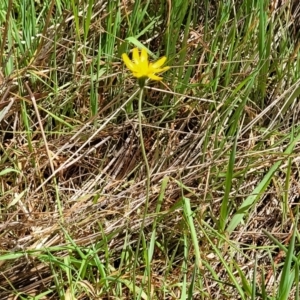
[219,131,238,232]
[277,226,296,300]
[183,197,202,270]
[227,129,300,234]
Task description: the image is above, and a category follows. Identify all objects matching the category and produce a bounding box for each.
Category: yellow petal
[122,53,136,72]
[132,72,145,78]
[140,48,148,63]
[150,56,167,69]
[148,73,163,81]
[154,66,170,73]
[132,48,140,64]
[148,64,170,75]
[138,48,148,72]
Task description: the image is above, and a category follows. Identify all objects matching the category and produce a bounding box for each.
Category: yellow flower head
[122,48,170,81]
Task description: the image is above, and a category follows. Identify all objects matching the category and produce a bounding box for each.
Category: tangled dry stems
[0,1,300,299]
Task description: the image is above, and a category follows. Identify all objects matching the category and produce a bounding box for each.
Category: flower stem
[133,86,151,298]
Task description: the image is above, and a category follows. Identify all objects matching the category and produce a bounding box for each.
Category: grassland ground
[0,0,300,299]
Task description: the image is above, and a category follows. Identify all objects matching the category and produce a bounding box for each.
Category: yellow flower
[122,47,170,81]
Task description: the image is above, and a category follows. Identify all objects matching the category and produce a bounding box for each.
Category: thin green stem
[133,87,151,299]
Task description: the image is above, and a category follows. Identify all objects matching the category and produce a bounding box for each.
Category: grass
[0,0,300,299]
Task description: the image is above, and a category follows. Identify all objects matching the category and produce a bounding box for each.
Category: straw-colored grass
[0,0,300,299]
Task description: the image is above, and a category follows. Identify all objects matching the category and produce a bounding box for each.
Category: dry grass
[1,0,300,299]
